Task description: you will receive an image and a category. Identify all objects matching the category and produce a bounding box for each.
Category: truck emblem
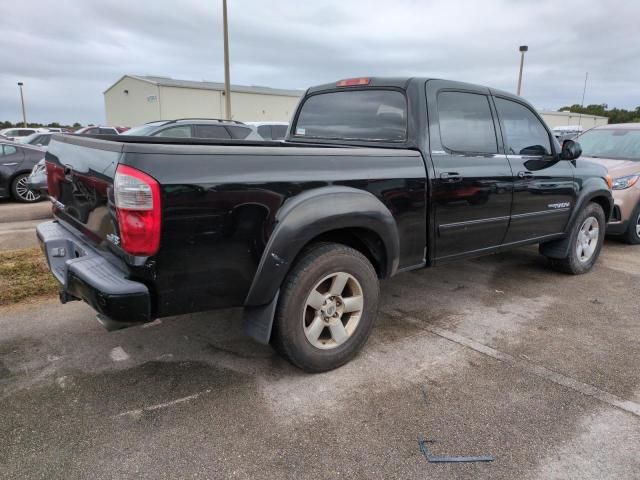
[107,234,121,246]
[548,202,570,209]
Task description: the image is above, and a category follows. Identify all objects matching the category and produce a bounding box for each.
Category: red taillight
[336,77,370,87]
[114,164,161,256]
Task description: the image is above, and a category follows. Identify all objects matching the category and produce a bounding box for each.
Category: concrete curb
[0,219,40,251]
[0,201,52,223]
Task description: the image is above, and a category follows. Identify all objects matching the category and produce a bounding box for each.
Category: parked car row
[122,118,288,141]
[4,119,289,203]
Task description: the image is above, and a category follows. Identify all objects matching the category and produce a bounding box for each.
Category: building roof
[105,75,303,97]
[538,110,608,120]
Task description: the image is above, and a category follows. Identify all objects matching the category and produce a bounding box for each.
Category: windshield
[123,121,168,136]
[578,128,640,161]
[294,89,407,142]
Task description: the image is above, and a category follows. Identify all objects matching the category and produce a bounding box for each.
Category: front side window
[226,126,252,139]
[437,91,498,154]
[294,89,407,142]
[495,98,551,156]
[271,125,288,140]
[154,125,192,138]
[194,125,231,139]
[257,125,271,139]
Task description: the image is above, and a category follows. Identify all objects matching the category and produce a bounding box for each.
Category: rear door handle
[517,171,534,179]
[440,172,462,183]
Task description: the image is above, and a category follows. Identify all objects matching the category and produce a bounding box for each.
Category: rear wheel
[549,202,605,274]
[271,242,379,373]
[11,173,41,203]
[622,204,640,245]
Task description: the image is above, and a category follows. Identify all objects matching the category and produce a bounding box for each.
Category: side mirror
[560,139,582,160]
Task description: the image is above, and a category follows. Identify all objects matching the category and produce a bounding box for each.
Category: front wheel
[549,202,605,274]
[271,242,379,373]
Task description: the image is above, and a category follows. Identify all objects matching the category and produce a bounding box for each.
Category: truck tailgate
[45,135,121,251]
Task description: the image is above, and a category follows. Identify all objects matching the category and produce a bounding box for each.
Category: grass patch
[0,247,58,306]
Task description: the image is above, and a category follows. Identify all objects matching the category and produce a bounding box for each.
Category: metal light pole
[222,0,232,120]
[17,82,27,127]
[516,45,528,96]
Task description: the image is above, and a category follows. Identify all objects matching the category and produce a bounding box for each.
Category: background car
[0,142,45,202]
[19,132,54,148]
[27,159,48,197]
[552,125,584,143]
[75,126,125,135]
[123,118,262,140]
[576,123,640,243]
[0,127,40,141]
[245,122,289,140]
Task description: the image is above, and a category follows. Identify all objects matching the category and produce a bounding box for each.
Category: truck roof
[306,76,523,103]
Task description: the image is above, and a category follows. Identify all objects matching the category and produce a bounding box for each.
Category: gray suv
[123,119,263,140]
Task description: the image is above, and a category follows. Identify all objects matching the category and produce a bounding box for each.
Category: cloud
[1,0,638,124]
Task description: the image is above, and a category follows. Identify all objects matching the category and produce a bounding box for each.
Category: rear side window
[257,125,271,139]
[3,145,18,155]
[494,98,551,155]
[226,126,252,139]
[98,128,116,135]
[194,125,231,139]
[271,125,287,140]
[294,89,407,142]
[437,92,498,154]
[155,125,192,138]
[39,135,51,146]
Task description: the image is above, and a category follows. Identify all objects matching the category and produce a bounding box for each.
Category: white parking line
[114,389,212,418]
[386,310,640,419]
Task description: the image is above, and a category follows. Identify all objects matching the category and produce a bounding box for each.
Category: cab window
[437,91,498,154]
[494,98,552,156]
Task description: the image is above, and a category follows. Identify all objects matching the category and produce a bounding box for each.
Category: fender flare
[242,186,400,343]
[540,181,613,259]
[246,186,400,307]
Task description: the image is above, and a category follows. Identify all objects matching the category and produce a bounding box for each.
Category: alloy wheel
[14,176,40,202]
[303,271,364,350]
[576,216,599,262]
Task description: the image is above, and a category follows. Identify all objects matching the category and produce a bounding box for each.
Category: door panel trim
[510,208,571,219]
[440,215,510,230]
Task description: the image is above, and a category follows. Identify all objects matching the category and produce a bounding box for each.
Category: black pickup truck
[38,77,613,372]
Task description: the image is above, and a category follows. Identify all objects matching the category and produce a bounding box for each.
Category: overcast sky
[1,0,638,125]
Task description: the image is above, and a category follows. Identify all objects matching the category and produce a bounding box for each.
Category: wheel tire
[549,202,605,275]
[622,204,640,245]
[271,242,379,373]
[11,173,41,203]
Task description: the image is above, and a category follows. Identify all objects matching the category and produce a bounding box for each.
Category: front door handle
[440,172,463,183]
[518,171,534,179]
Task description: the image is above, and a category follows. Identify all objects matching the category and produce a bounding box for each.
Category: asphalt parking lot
[1,241,639,479]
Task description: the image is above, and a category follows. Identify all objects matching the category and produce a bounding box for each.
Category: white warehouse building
[539,110,608,130]
[104,75,303,127]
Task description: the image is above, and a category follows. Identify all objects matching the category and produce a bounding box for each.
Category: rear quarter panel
[121,145,427,316]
